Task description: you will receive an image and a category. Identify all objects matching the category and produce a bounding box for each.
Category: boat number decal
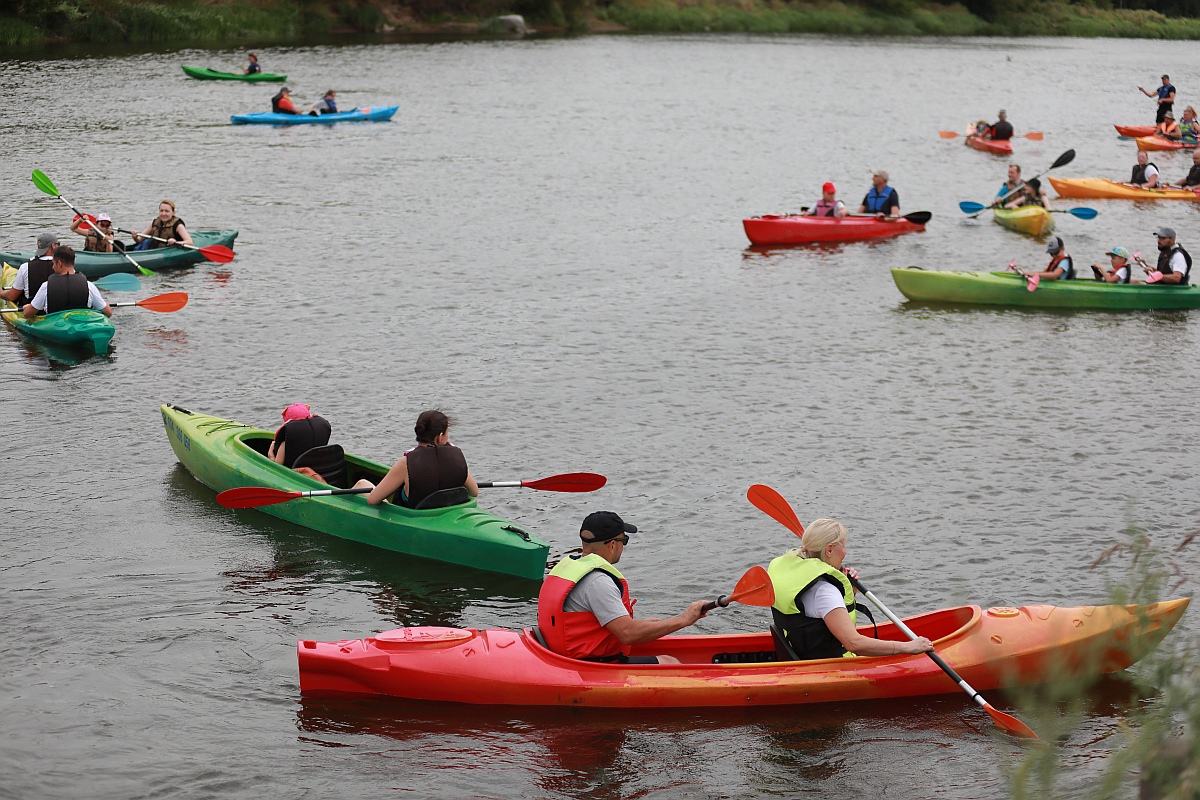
[163,412,191,451]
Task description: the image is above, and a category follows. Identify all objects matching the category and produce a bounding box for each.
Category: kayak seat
[527,627,550,650]
[292,445,347,489]
[770,623,801,662]
[413,486,471,510]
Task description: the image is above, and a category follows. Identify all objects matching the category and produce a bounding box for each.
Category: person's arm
[823,606,933,657]
[70,219,85,235]
[172,222,193,247]
[134,224,153,244]
[886,193,900,219]
[835,201,847,218]
[24,285,47,318]
[272,440,286,464]
[1146,168,1159,188]
[1160,257,1186,283]
[87,284,112,317]
[603,601,708,646]
[1166,89,1176,105]
[0,286,21,302]
[367,456,408,504]
[465,470,479,497]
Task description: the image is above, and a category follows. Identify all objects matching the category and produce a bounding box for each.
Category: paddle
[959,150,1077,219]
[960,203,1096,221]
[110,292,188,312]
[92,273,142,291]
[744,483,1039,740]
[115,228,235,264]
[848,211,933,225]
[31,170,155,277]
[217,470,608,508]
[939,130,1044,140]
[701,566,774,613]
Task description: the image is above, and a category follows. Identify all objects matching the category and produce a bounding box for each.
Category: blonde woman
[767,518,933,660]
[132,200,193,251]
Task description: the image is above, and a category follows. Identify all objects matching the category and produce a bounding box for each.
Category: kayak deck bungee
[966,136,1013,155]
[1048,177,1200,201]
[161,404,550,580]
[742,215,925,245]
[993,205,1053,236]
[297,599,1189,707]
[892,268,1200,310]
[1,264,114,354]
[230,106,399,125]
[181,65,287,83]
[0,230,238,279]
[1136,135,1199,152]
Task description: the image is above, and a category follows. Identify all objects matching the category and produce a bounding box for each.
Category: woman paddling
[132,200,193,251]
[353,410,480,508]
[767,519,933,660]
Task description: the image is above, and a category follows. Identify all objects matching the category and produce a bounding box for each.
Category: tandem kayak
[230,106,399,125]
[892,268,1200,310]
[297,599,1189,707]
[966,136,1012,155]
[1,264,113,354]
[1048,177,1200,201]
[1135,135,1198,152]
[181,65,287,83]
[993,205,1053,236]
[1115,124,1156,138]
[742,214,926,244]
[161,404,550,580]
[0,230,238,280]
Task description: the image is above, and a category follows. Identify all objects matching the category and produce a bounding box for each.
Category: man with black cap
[1137,227,1191,285]
[1018,235,1074,284]
[1,232,57,309]
[537,511,708,664]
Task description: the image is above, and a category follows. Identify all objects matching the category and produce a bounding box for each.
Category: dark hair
[1026,177,1041,190]
[52,244,76,265]
[1163,74,1170,80]
[414,409,453,444]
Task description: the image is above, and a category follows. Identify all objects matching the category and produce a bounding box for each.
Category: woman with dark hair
[354,410,479,508]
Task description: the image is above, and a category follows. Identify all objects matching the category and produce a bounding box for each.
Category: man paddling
[537,512,708,665]
[22,246,111,319]
[1130,151,1159,189]
[1140,75,1176,124]
[1169,150,1200,191]
[1137,227,1191,285]
[271,87,300,115]
[858,170,900,220]
[989,109,1013,141]
[1,232,56,308]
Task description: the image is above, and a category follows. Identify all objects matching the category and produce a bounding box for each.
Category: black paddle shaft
[700,595,730,614]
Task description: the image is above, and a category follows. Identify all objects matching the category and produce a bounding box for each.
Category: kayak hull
[160,404,550,580]
[181,65,287,82]
[892,268,1200,310]
[230,106,399,125]
[2,265,113,354]
[1136,135,1198,152]
[1048,177,1200,201]
[297,599,1189,707]
[0,230,237,279]
[1115,124,1156,138]
[742,215,925,244]
[967,136,1013,155]
[993,205,1053,236]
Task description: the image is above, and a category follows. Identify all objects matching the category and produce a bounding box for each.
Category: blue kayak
[230,106,398,125]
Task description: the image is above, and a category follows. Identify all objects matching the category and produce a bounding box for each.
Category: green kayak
[182,65,287,83]
[0,230,237,279]
[1,265,114,354]
[161,404,551,580]
[892,268,1200,310]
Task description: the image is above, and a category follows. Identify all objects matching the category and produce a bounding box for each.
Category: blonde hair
[799,518,848,561]
[159,199,176,212]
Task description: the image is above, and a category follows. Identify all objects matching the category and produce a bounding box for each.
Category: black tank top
[404,444,468,508]
[45,272,89,313]
[273,416,331,468]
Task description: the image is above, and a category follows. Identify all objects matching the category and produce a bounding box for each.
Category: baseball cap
[35,231,57,256]
[96,213,111,222]
[580,511,637,543]
[822,181,836,194]
[872,169,889,181]
[281,403,312,422]
[1106,246,1131,259]
[1154,227,1177,239]
[1046,236,1063,255]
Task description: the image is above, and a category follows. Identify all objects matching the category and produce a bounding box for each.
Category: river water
[2,33,1198,799]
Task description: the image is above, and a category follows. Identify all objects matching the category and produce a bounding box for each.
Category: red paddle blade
[217,486,302,508]
[938,130,960,138]
[983,702,1039,739]
[137,292,188,312]
[727,565,775,607]
[72,213,97,225]
[746,484,804,537]
[199,245,235,263]
[1023,132,1045,141]
[521,472,607,492]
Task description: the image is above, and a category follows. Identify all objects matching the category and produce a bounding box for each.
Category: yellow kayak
[993,205,1054,237]
[1048,177,1200,201]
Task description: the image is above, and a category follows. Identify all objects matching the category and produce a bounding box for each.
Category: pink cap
[822,181,836,194]
[281,403,312,422]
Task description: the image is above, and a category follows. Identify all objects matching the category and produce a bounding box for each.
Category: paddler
[22,246,111,319]
[1002,177,1049,209]
[537,511,709,664]
[1180,106,1200,143]
[353,410,480,508]
[131,200,192,251]
[268,403,332,468]
[1019,236,1074,282]
[857,170,900,220]
[1140,75,1176,125]
[767,518,932,660]
[1136,227,1191,285]
[69,212,117,252]
[988,108,1013,141]
[243,53,261,75]
[1169,150,1200,191]
[1156,111,1181,141]
[1,232,57,308]
[804,182,847,218]
[308,90,338,116]
[1090,246,1133,283]
[271,86,301,115]
[1129,151,1159,189]
[990,163,1022,207]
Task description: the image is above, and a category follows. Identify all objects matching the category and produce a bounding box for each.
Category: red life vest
[537,553,634,660]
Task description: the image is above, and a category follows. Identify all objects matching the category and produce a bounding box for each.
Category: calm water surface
[2,34,1198,799]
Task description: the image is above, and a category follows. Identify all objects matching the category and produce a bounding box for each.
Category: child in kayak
[1018,236,1074,285]
[1002,177,1049,209]
[69,213,118,252]
[804,182,847,218]
[271,87,300,115]
[268,403,332,471]
[1091,246,1133,283]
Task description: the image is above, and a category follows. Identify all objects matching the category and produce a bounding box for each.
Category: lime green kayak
[1,264,114,354]
[993,205,1054,237]
[892,268,1200,310]
[161,404,550,580]
[182,65,287,83]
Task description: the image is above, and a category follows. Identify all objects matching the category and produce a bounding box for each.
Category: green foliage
[338,1,385,30]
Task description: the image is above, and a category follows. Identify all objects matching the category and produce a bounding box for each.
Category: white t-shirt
[1166,249,1189,278]
[10,256,52,293]
[1144,164,1159,183]
[29,278,107,313]
[1113,265,1130,282]
[799,580,845,620]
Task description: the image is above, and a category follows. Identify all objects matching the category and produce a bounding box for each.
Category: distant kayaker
[353,410,480,508]
[1180,106,1200,143]
[989,109,1013,141]
[308,90,338,116]
[858,170,900,220]
[271,87,300,115]
[1,232,57,308]
[767,518,932,661]
[1136,227,1191,285]
[805,182,847,218]
[132,200,193,251]
[1170,150,1200,190]
[1129,151,1159,189]
[1002,177,1049,209]
[1091,246,1133,284]
[992,163,1022,207]
[268,403,332,469]
[243,53,261,75]
[1140,75,1176,124]
[69,213,117,252]
[22,246,111,319]
[536,511,709,665]
[1156,111,1181,141]
[1019,236,1074,282]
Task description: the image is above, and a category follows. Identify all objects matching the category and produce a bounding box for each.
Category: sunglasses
[97,221,111,226]
[610,535,630,545]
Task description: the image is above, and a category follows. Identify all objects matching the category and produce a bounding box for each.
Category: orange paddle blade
[746,484,804,537]
[984,703,1039,739]
[727,566,774,607]
[137,292,188,312]
[217,486,302,508]
[1023,131,1044,140]
[199,245,235,263]
[938,130,960,138]
[522,472,607,492]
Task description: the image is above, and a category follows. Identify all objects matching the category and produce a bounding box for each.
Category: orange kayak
[742,215,925,244]
[1136,135,1198,152]
[297,599,1189,708]
[1115,124,1156,138]
[966,135,1013,155]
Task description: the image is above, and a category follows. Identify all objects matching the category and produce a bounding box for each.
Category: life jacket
[83,227,112,252]
[402,443,468,508]
[274,415,331,468]
[1159,121,1180,138]
[45,272,90,314]
[1047,252,1075,280]
[147,216,184,250]
[272,92,297,114]
[24,257,54,307]
[811,199,841,217]
[1111,262,1131,284]
[537,553,634,660]
[990,120,1013,140]
[1131,162,1158,184]
[1180,119,1199,139]
[769,553,870,660]
[863,186,895,214]
[1157,244,1192,285]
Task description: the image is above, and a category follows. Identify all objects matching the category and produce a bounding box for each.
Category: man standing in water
[1140,75,1176,124]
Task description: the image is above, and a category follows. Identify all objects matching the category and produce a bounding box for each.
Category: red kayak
[967,135,1013,155]
[297,599,1188,708]
[743,214,925,245]
[1115,124,1157,138]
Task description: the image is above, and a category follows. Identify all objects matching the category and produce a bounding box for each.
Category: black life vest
[45,272,90,313]
[990,120,1014,140]
[274,416,332,468]
[1131,162,1158,184]
[24,257,54,307]
[271,91,289,113]
[403,443,468,508]
[1048,252,1075,280]
[147,216,184,250]
[1158,245,1193,285]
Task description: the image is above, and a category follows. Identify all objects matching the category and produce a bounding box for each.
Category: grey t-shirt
[562,571,629,626]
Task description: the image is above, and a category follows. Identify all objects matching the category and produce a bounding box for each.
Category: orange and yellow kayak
[1115,124,1156,138]
[1136,135,1199,152]
[1048,177,1200,201]
[298,599,1188,708]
